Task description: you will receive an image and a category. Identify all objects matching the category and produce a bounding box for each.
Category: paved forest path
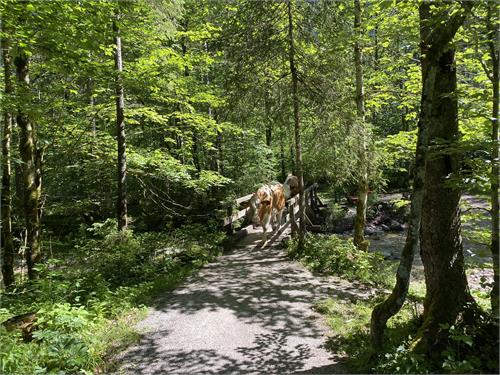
[116,224,368,374]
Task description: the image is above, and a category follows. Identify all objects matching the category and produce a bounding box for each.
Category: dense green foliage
[0,223,224,373]
[287,234,391,286]
[299,231,498,374]
[0,0,498,373]
[315,293,497,374]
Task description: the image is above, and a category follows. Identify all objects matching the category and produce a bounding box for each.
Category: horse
[283,173,300,199]
[249,175,299,241]
[249,182,286,240]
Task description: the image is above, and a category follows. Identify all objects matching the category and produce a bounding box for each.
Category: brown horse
[249,182,286,240]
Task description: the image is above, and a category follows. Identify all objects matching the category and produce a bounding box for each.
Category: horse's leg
[276,208,284,230]
[262,211,271,240]
[271,208,277,231]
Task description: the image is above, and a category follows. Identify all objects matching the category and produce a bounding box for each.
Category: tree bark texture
[353,0,368,249]
[280,127,286,182]
[14,52,41,280]
[287,0,305,251]
[370,63,437,350]
[372,1,475,355]
[1,22,15,287]
[413,2,475,356]
[486,2,499,316]
[265,86,272,147]
[114,16,128,231]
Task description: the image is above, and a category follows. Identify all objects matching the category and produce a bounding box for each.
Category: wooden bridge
[221,183,326,249]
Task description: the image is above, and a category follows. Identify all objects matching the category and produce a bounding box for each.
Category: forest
[0,0,498,373]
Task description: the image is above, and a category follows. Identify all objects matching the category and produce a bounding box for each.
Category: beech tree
[371,1,476,355]
[481,1,499,316]
[15,48,42,280]
[286,0,306,250]
[113,10,128,231]
[1,19,15,287]
[352,0,368,250]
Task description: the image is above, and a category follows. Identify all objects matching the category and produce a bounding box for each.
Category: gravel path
[116,226,354,374]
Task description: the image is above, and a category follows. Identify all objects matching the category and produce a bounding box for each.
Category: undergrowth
[289,233,498,374]
[0,220,225,374]
[287,233,393,286]
[315,293,498,374]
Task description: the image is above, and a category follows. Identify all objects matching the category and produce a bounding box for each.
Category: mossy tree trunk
[14,51,42,280]
[370,64,436,351]
[485,2,499,317]
[287,0,305,252]
[413,1,475,356]
[371,1,474,352]
[113,14,128,231]
[1,20,15,287]
[352,0,368,250]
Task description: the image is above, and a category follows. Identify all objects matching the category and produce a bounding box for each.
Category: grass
[290,232,497,374]
[315,295,423,373]
[314,279,495,373]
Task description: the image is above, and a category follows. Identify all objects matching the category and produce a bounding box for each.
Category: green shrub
[0,304,101,374]
[288,234,389,285]
[33,303,100,373]
[374,343,428,374]
[0,328,40,374]
[0,222,226,374]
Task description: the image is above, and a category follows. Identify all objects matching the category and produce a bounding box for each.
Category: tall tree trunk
[287,0,305,251]
[353,0,368,250]
[280,125,286,182]
[88,76,96,151]
[370,63,437,351]
[486,2,499,316]
[1,22,15,287]
[278,88,286,182]
[216,129,223,175]
[14,51,41,280]
[372,1,475,353]
[412,2,475,356]
[265,85,272,147]
[113,15,128,231]
[180,22,200,173]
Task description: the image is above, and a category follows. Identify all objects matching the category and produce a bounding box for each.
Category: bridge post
[309,188,314,210]
[226,205,234,235]
[289,201,298,236]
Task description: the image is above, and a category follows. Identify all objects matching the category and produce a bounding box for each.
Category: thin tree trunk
[205,41,219,173]
[413,2,475,356]
[14,51,41,280]
[280,125,286,182]
[216,129,223,175]
[353,0,368,250]
[88,76,96,151]
[179,23,200,172]
[1,22,15,287]
[278,88,286,182]
[287,0,305,251]
[265,86,272,147]
[113,15,128,231]
[486,2,499,316]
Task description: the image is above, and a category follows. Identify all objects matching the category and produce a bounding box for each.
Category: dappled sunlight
[117,240,358,373]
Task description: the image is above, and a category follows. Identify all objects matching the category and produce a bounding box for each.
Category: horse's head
[284,174,299,199]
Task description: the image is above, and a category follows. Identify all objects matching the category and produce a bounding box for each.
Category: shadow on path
[117,231,365,374]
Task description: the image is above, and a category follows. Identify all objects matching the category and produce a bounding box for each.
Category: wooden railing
[221,182,323,237]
